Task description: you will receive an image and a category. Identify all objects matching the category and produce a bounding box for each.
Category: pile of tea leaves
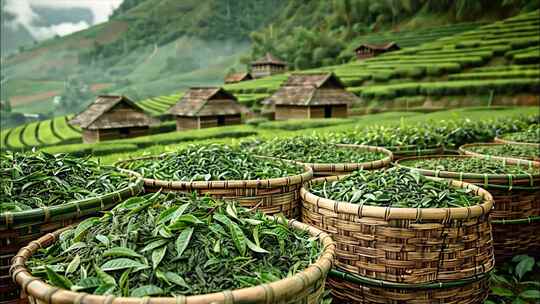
[0,151,133,213]
[336,124,443,149]
[242,136,387,163]
[500,124,540,143]
[399,157,539,175]
[310,168,481,208]
[123,144,304,181]
[465,144,539,160]
[28,193,321,297]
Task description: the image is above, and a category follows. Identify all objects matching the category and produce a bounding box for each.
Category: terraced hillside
[0,116,81,150]
[224,10,540,112]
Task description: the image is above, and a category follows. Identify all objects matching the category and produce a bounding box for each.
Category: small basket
[396,155,540,261]
[294,144,393,176]
[459,142,540,162]
[116,155,313,219]
[10,217,335,304]
[0,177,144,304]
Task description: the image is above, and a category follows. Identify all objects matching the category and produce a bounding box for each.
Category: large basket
[396,155,540,261]
[494,136,539,145]
[117,155,313,219]
[459,142,540,162]
[0,178,144,304]
[10,217,335,304]
[295,144,393,176]
[300,174,494,303]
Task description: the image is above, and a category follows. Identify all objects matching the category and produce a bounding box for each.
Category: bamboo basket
[396,155,540,261]
[116,155,313,219]
[292,144,393,176]
[10,217,336,304]
[459,142,540,162]
[0,178,144,304]
[384,144,444,160]
[327,269,489,304]
[494,136,539,145]
[300,174,495,303]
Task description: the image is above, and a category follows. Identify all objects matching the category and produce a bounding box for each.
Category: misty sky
[4,0,124,39]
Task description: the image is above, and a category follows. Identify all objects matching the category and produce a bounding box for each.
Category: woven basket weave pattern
[327,275,489,304]
[396,155,540,260]
[300,175,495,285]
[11,218,335,304]
[117,156,313,218]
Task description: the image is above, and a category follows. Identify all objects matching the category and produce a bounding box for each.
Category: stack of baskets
[300,175,495,303]
[396,155,540,261]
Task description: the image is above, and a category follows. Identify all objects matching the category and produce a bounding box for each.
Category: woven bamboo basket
[384,144,444,160]
[116,155,313,219]
[10,217,335,304]
[396,155,540,261]
[494,136,539,145]
[327,269,490,304]
[459,142,540,162]
[0,178,144,304]
[300,173,494,303]
[291,144,393,176]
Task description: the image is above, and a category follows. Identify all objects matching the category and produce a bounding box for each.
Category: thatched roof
[266,73,356,106]
[251,52,286,66]
[355,42,400,52]
[224,72,253,84]
[69,95,157,130]
[168,87,248,117]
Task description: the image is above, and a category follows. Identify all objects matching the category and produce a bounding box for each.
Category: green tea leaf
[72,218,100,242]
[94,264,116,286]
[175,227,194,257]
[100,258,147,272]
[246,238,269,254]
[520,289,540,299]
[65,254,80,275]
[103,247,143,259]
[141,239,168,252]
[164,272,189,289]
[515,256,535,279]
[130,285,163,297]
[46,266,73,289]
[491,287,514,297]
[152,246,167,269]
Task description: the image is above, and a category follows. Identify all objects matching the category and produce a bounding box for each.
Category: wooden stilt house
[250,53,287,79]
[168,87,248,131]
[69,95,157,144]
[224,72,253,84]
[355,42,400,60]
[265,73,356,120]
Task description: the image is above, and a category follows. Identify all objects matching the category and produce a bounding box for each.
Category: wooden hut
[69,95,157,144]
[266,73,356,120]
[250,52,287,79]
[168,87,248,131]
[355,42,400,60]
[224,72,253,84]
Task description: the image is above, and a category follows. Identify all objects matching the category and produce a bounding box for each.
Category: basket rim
[459,142,540,161]
[276,144,393,171]
[0,176,144,227]
[10,217,335,304]
[300,174,494,220]
[495,135,540,145]
[395,154,540,180]
[116,154,313,189]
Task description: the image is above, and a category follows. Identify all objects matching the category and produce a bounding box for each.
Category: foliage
[487,255,540,304]
[122,144,304,181]
[242,135,387,163]
[28,193,321,296]
[0,151,134,212]
[310,167,482,208]
[399,156,539,175]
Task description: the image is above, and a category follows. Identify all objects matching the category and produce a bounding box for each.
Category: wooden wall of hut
[175,114,242,131]
[275,105,348,120]
[81,127,149,144]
